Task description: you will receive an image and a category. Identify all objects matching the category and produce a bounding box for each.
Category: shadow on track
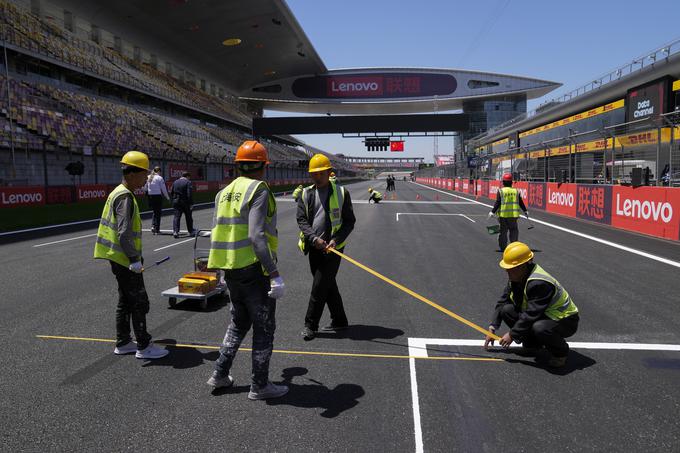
[314,324,404,341]
[496,349,597,375]
[211,367,365,418]
[141,339,219,370]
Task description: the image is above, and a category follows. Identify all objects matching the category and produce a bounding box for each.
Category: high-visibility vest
[297,181,347,252]
[498,187,521,218]
[93,184,142,267]
[372,190,383,200]
[510,264,579,321]
[208,176,277,272]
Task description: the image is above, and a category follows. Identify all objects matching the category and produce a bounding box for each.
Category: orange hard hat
[502,173,513,182]
[235,140,269,163]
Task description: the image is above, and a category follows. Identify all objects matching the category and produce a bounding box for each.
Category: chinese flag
[390,141,404,152]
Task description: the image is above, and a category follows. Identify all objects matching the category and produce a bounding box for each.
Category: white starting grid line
[407,337,680,453]
[411,181,680,270]
[396,213,476,223]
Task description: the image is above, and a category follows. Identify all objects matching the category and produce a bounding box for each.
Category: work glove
[487,211,495,219]
[129,261,143,274]
[268,276,285,299]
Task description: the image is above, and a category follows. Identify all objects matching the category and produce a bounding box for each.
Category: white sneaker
[135,343,169,359]
[114,341,137,355]
[248,382,289,400]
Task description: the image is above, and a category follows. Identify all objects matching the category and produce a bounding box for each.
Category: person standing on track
[206,140,288,400]
[170,171,195,238]
[145,166,170,235]
[489,173,528,252]
[297,153,356,341]
[93,151,169,360]
[484,242,580,368]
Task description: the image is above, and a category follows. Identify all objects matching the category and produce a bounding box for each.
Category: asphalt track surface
[2,180,680,452]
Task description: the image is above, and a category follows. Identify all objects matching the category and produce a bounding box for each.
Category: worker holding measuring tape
[93,151,169,360]
[297,153,356,341]
[484,242,580,368]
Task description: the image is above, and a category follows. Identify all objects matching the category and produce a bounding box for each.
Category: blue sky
[266,0,680,162]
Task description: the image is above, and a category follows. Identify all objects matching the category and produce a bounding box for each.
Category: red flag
[390,141,404,152]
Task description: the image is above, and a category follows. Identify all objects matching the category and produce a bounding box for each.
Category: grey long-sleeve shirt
[112,193,140,264]
[212,186,278,275]
[297,184,355,249]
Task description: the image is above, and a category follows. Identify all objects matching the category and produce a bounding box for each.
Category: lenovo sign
[611,186,680,240]
[546,183,577,217]
[0,187,45,208]
[327,77,383,97]
[77,185,108,202]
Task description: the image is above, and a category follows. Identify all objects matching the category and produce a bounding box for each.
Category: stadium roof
[56,0,559,114]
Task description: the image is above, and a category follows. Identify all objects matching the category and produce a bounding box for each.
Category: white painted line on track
[153,237,194,252]
[396,213,476,223]
[411,182,680,269]
[32,233,97,247]
[407,336,680,453]
[355,200,474,205]
[408,338,426,453]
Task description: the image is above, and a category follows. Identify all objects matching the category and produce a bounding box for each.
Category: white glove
[129,261,143,273]
[487,211,495,219]
[268,276,285,299]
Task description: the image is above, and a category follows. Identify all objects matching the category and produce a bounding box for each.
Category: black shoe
[319,324,349,333]
[173,233,179,238]
[301,327,316,341]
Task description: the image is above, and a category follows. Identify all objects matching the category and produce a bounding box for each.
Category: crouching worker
[368,187,382,204]
[94,151,169,359]
[206,140,288,400]
[484,242,579,368]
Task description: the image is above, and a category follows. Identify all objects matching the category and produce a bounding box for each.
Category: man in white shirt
[145,166,170,234]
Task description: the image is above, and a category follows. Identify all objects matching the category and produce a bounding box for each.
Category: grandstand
[0,0,357,187]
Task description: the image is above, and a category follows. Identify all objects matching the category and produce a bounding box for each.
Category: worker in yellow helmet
[484,242,579,368]
[368,187,382,204]
[93,151,169,360]
[206,140,288,400]
[489,173,528,252]
[297,153,356,341]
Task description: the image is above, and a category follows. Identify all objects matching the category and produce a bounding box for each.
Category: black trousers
[498,217,519,251]
[172,201,194,234]
[149,195,163,232]
[499,303,579,357]
[110,261,152,349]
[369,194,381,203]
[304,248,348,330]
[215,264,276,387]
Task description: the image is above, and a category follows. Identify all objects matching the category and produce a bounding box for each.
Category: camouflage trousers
[215,265,276,387]
[110,261,152,349]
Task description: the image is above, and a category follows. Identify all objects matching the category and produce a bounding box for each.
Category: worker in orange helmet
[489,173,528,252]
[207,140,288,400]
[484,242,579,368]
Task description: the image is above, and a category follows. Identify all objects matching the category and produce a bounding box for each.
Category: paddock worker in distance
[484,242,579,368]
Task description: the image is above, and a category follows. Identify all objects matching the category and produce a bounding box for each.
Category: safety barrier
[416,177,680,241]
[0,179,310,209]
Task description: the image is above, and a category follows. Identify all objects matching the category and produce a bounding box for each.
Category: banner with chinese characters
[576,185,611,224]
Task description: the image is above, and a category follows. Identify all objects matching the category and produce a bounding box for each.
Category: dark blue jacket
[171,177,193,205]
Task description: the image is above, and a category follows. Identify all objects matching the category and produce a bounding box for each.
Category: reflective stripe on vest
[93,184,142,267]
[511,264,579,321]
[297,181,346,252]
[498,187,521,218]
[208,176,277,271]
[373,191,383,199]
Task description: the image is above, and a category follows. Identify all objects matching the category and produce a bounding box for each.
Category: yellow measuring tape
[328,248,502,341]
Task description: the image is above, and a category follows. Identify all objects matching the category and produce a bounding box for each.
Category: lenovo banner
[611,186,680,240]
[527,183,546,210]
[167,164,204,181]
[77,184,109,202]
[545,183,577,217]
[0,186,46,208]
[576,185,612,224]
[46,186,73,204]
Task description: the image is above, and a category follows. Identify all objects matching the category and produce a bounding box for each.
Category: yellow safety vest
[208,176,277,272]
[510,264,579,321]
[93,184,142,267]
[498,187,521,218]
[298,181,347,252]
[373,190,383,200]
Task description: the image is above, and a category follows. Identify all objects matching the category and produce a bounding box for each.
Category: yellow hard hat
[499,242,534,269]
[120,150,149,171]
[308,153,332,173]
[368,188,373,193]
